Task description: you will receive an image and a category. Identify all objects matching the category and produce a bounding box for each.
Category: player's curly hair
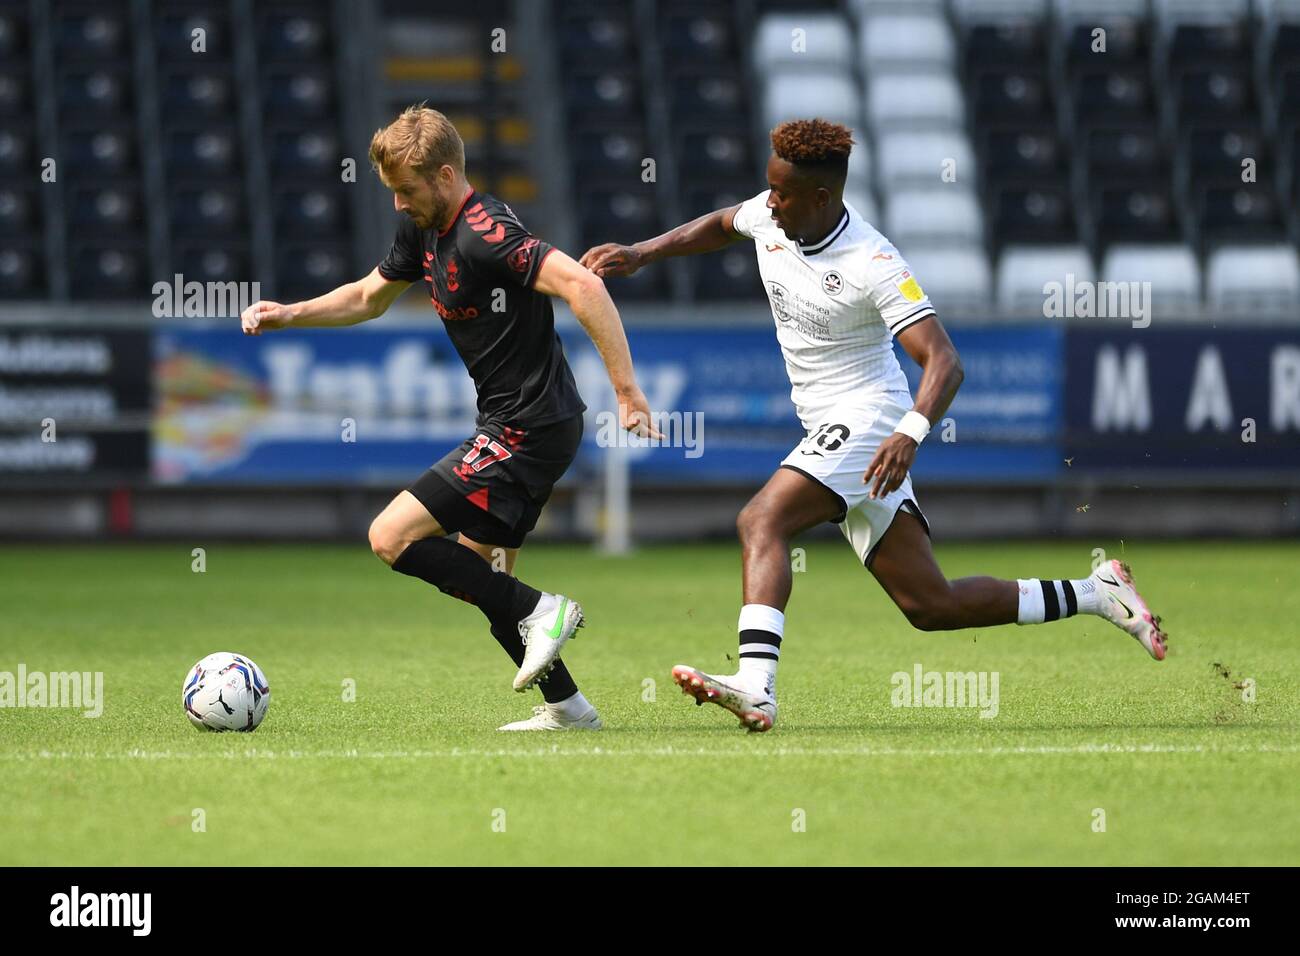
[770,118,854,183]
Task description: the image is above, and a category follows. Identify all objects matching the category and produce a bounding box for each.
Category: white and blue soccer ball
[183,652,271,732]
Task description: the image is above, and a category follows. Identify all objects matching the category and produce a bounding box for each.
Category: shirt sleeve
[377,217,424,282]
[868,250,936,337]
[730,190,772,239]
[459,202,556,289]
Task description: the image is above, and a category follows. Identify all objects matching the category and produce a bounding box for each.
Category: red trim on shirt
[437,187,477,237]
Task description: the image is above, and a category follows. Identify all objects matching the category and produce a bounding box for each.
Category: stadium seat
[565,68,643,119]
[1194,184,1287,243]
[844,187,880,226]
[0,129,30,175]
[875,130,975,190]
[67,184,144,238]
[669,68,746,121]
[169,184,245,238]
[990,185,1078,244]
[168,127,241,178]
[66,242,147,299]
[951,0,1050,27]
[274,188,349,238]
[897,243,993,319]
[846,144,873,195]
[660,7,735,67]
[970,68,1053,121]
[54,10,129,61]
[0,243,42,298]
[175,243,252,286]
[258,10,330,62]
[58,67,132,116]
[882,187,984,247]
[160,67,234,119]
[574,124,650,184]
[1090,181,1182,245]
[996,244,1095,315]
[60,126,136,176]
[1101,244,1203,319]
[754,14,855,72]
[155,8,229,62]
[690,246,765,301]
[761,71,860,133]
[866,72,964,130]
[0,186,39,237]
[262,68,334,118]
[859,13,956,71]
[277,243,352,300]
[1205,243,1300,317]
[267,127,339,179]
[0,67,29,115]
[676,127,752,181]
[980,126,1067,182]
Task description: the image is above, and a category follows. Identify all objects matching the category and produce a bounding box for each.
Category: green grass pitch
[1,539,1296,866]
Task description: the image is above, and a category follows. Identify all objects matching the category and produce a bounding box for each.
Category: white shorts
[780,397,930,565]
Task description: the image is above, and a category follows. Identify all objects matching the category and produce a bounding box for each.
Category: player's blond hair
[368,104,465,183]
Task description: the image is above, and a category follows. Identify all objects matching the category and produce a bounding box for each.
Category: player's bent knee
[368,518,409,567]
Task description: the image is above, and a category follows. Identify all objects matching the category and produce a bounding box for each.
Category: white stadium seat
[761,71,862,136]
[996,244,1097,316]
[846,142,873,193]
[1053,0,1149,21]
[1101,244,1203,321]
[883,187,984,247]
[1206,244,1300,319]
[866,71,965,130]
[753,13,856,72]
[896,243,994,319]
[875,130,975,189]
[848,0,947,21]
[859,13,956,71]
[844,187,880,226]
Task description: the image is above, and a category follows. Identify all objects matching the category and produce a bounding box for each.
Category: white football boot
[671,664,777,732]
[497,702,603,731]
[1091,559,1168,660]
[513,593,585,692]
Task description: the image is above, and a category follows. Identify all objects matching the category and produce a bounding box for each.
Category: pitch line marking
[2,743,1298,761]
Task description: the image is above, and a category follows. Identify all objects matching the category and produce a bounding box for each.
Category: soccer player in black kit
[240,106,659,731]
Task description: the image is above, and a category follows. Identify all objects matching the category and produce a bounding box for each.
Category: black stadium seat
[167,127,241,178]
[0,243,42,298]
[66,184,144,237]
[169,184,245,238]
[971,69,1052,121]
[67,241,146,299]
[0,186,40,237]
[990,185,1077,244]
[1091,182,1180,245]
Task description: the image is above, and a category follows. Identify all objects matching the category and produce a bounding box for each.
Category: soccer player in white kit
[581,119,1167,732]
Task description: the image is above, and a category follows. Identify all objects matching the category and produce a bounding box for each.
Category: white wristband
[894,410,931,445]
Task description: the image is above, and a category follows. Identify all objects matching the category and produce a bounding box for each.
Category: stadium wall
[0,304,1296,541]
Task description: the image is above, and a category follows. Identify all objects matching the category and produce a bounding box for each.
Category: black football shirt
[377,189,586,428]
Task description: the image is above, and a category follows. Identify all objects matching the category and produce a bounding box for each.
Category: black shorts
[406,414,584,548]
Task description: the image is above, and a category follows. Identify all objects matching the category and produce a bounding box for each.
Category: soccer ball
[182,652,271,732]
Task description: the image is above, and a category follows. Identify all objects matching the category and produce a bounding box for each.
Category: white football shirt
[732,189,935,426]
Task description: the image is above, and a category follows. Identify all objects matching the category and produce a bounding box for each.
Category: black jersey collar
[797,207,850,256]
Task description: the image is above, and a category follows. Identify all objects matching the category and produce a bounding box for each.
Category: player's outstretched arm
[533,248,664,438]
[863,316,965,500]
[578,204,745,278]
[240,268,412,335]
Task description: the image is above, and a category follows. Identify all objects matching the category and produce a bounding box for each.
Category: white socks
[1016,578,1098,624]
[547,690,590,718]
[737,603,783,694]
